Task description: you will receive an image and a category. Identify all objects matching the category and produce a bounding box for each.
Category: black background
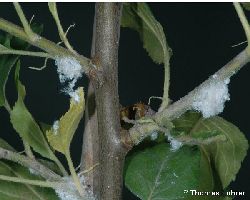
[0,3,250,200]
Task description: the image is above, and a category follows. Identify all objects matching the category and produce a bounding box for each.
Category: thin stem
[0,18,92,74]
[0,175,61,188]
[23,141,34,159]
[0,147,61,181]
[159,60,170,111]
[234,3,250,45]
[78,163,99,177]
[0,49,53,58]
[50,153,68,177]
[127,3,250,146]
[129,48,250,145]
[65,150,84,197]
[48,3,76,54]
[3,102,11,113]
[13,2,37,41]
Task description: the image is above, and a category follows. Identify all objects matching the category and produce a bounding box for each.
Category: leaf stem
[128,3,250,146]
[0,174,61,188]
[50,153,68,177]
[234,3,250,46]
[0,147,61,181]
[65,150,85,197]
[159,58,170,111]
[23,141,35,159]
[0,18,92,74]
[13,3,37,41]
[48,3,76,54]
[0,48,53,58]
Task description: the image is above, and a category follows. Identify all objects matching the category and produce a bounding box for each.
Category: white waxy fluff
[167,135,183,151]
[192,77,230,118]
[54,176,96,200]
[55,57,83,102]
[53,120,59,135]
[150,131,158,141]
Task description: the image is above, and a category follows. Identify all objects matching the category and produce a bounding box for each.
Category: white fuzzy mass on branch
[55,57,83,102]
[55,176,96,200]
[192,76,230,118]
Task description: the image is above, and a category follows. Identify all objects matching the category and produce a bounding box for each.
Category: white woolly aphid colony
[54,176,96,200]
[55,56,84,102]
[192,75,230,118]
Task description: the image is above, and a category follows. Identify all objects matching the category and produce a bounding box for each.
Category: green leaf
[125,143,201,200]
[39,122,52,134]
[242,3,250,11]
[121,3,171,66]
[10,62,54,160]
[0,23,43,108]
[46,87,85,154]
[172,111,248,189]
[202,117,248,189]
[0,161,59,200]
[0,139,16,152]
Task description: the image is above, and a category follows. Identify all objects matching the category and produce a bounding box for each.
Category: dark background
[0,3,250,200]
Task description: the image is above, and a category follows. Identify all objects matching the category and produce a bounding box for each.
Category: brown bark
[82,3,125,200]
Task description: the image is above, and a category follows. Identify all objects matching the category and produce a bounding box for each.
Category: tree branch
[80,8,100,194]
[0,18,92,74]
[128,3,250,145]
[92,3,126,199]
[0,147,61,181]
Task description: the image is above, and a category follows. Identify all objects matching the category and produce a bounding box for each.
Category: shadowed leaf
[10,61,54,160]
[0,161,59,200]
[0,23,43,108]
[172,111,248,189]
[121,3,171,67]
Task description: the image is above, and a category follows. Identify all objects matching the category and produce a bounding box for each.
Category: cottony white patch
[192,77,230,118]
[28,168,40,176]
[53,120,59,135]
[168,135,183,151]
[55,176,96,200]
[150,132,158,141]
[55,57,83,82]
[55,57,83,102]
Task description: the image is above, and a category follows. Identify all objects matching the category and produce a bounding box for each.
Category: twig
[0,175,62,188]
[0,147,61,181]
[29,57,49,71]
[148,96,163,106]
[13,2,38,41]
[65,151,85,197]
[234,2,250,45]
[128,3,250,145]
[23,141,34,159]
[48,3,77,54]
[0,48,52,58]
[231,40,247,47]
[78,163,99,177]
[0,18,92,74]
